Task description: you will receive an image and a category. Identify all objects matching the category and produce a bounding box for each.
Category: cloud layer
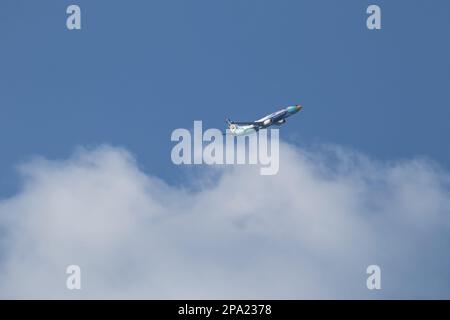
[1,143,450,299]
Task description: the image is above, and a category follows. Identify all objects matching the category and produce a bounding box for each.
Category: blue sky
[1,0,450,195]
[1,1,450,299]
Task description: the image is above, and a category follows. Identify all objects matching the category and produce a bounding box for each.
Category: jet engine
[263,119,272,126]
[276,119,286,125]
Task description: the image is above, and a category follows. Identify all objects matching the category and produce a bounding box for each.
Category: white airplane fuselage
[227,105,302,136]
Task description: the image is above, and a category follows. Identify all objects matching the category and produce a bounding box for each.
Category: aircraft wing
[231,121,259,126]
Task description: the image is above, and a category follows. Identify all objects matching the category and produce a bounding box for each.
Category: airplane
[225,105,303,136]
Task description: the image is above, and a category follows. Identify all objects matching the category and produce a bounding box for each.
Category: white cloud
[0,143,450,299]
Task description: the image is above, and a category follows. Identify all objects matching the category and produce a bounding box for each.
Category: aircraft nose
[287,105,302,113]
